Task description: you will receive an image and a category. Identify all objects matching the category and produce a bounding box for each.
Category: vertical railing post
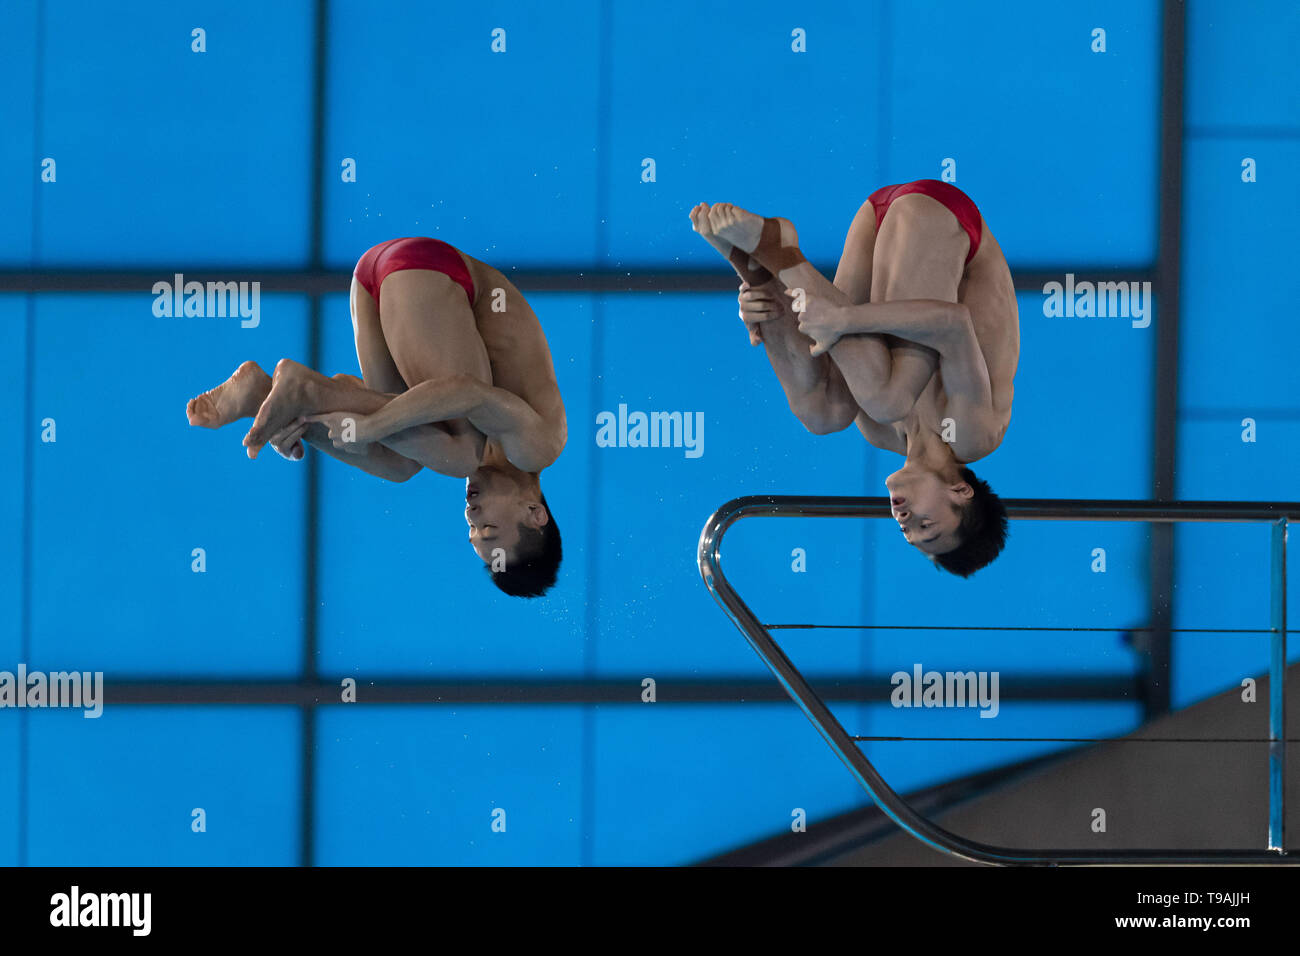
[1268,518,1288,853]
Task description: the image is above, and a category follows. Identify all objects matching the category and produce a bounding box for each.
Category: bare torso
[341,243,568,477]
[456,250,567,454]
[857,218,1020,461]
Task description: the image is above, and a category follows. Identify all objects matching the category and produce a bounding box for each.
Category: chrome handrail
[698,496,1296,865]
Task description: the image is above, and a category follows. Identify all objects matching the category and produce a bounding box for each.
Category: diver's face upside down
[466,488,529,565]
[464,465,547,567]
[463,459,562,598]
[885,465,973,556]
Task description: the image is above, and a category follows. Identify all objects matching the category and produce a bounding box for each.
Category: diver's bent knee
[860,389,913,425]
[790,399,851,435]
[386,459,422,483]
[801,416,840,436]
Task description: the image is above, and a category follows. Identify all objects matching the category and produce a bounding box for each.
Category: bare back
[849,198,1020,462]
[902,221,1020,459]
[954,225,1019,432]
[458,251,568,454]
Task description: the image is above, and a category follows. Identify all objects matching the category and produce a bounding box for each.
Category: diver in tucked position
[691,180,1019,577]
[186,237,566,597]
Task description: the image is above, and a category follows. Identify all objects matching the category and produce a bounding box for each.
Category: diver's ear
[524,500,550,529]
[951,480,975,501]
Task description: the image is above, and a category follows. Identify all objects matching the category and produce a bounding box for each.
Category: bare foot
[690,202,737,258]
[708,203,803,277]
[707,202,767,253]
[187,361,272,429]
[691,202,772,284]
[243,359,312,459]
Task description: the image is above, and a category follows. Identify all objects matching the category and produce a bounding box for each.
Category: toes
[689,203,712,233]
[247,405,267,435]
[244,415,268,450]
[248,431,271,454]
[186,395,215,427]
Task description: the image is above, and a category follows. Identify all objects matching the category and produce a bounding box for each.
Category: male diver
[691,180,1018,576]
[186,237,566,597]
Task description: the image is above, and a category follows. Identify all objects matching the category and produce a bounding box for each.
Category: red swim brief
[353,237,476,307]
[868,179,983,264]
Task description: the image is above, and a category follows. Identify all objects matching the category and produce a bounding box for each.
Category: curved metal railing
[698,496,1296,865]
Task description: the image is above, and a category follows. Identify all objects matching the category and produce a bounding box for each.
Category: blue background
[1,0,1297,865]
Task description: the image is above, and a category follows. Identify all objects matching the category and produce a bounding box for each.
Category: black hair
[930,467,1008,578]
[484,493,561,598]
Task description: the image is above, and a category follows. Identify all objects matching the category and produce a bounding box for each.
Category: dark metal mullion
[0,267,1152,295]
[1143,0,1188,720]
[577,0,617,869]
[299,293,320,869]
[297,0,330,869]
[92,674,1139,705]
